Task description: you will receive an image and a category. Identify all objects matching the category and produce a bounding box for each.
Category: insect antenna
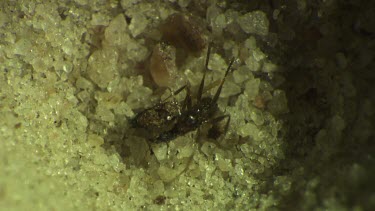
[197,44,212,101]
[212,58,235,104]
[182,83,193,110]
[162,85,187,102]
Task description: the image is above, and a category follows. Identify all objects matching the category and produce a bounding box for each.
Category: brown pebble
[253,94,267,109]
[161,13,206,54]
[149,43,177,87]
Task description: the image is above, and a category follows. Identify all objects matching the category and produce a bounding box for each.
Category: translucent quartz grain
[129,14,148,37]
[87,48,119,88]
[238,11,269,36]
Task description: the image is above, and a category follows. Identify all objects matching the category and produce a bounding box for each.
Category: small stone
[76,76,94,90]
[239,122,261,141]
[93,151,109,165]
[244,36,257,49]
[129,14,148,37]
[245,55,261,72]
[215,152,232,172]
[87,48,119,88]
[201,142,217,157]
[244,78,260,100]
[126,40,148,62]
[177,147,194,160]
[259,81,274,92]
[88,133,105,147]
[234,160,244,176]
[127,174,148,199]
[238,11,269,36]
[152,180,165,193]
[178,0,191,8]
[240,144,252,157]
[212,13,226,34]
[256,94,269,109]
[54,60,73,74]
[76,90,91,103]
[223,40,238,57]
[61,39,74,56]
[108,153,123,173]
[126,86,153,109]
[184,68,202,87]
[113,102,134,117]
[96,104,115,122]
[206,5,221,29]
[158,165,185,182]
[149,43,177,87]
[120,0,141,9]
[220,81,242,98]
[31,57,52,73]
[224,9,239,25]
[215,13,227,29]
[104,14,129,47]
[252,48,266,62]
[208,53,227,73]
[95,91,122,109]
[250,109,264,126]
[161,13,206,54]
[232,66,252,84]
[91,13,110,26]
[152,143,168,161]
[13,39,32,56]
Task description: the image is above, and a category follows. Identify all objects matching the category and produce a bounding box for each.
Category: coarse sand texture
[0,0,374,210]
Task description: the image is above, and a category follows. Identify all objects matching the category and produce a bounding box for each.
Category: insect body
[131,46,234,143]
[156,97,217,141]
[130,100,181,140]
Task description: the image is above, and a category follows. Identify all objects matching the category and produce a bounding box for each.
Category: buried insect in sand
[131,45,235,143]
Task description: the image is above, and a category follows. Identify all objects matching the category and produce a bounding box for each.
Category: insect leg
[162,85,187,102]
[182,83,193,110]
[208,115,231,139]
[197,43,212,101]
[212,58,235,104]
